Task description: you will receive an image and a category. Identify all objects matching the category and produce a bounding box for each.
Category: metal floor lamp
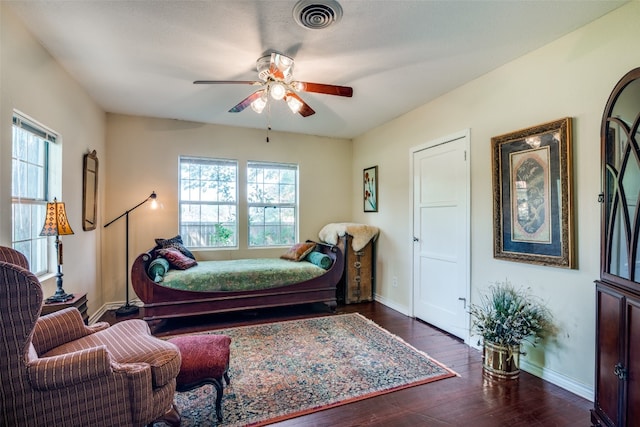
[104,191,158,316]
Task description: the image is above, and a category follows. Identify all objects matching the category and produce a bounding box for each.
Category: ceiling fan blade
[193,80,259,85]
[286,92,315,117]
[295,81,353,97]
[229,90,265,113]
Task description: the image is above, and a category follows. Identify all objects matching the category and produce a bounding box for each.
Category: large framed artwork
[364,166,378,212]
[491,117,575,268]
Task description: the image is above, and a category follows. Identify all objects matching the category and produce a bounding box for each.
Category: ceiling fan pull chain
[266,103,272,143]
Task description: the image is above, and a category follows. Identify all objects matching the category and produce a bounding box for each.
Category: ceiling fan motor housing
[256,53,295,83]
[256,56,273,81]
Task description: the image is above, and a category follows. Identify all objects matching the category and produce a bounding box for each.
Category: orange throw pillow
[280,242,316,262]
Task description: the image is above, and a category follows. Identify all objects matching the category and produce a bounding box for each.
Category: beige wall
[0,4,107,316]
[352,2,640,397]
[103,114,352,304]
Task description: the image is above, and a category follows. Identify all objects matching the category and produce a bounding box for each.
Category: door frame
[409,128,471,344]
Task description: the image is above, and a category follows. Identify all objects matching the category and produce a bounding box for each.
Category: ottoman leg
[211,378,224,422]
[224,369,231,386]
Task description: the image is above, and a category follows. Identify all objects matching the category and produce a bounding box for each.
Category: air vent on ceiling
[293,0,343,30]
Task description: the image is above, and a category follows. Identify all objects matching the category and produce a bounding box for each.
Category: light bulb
[287,96,303,114]
[150,191,158,209]
[270,82,286,100]
[251,95,267,114]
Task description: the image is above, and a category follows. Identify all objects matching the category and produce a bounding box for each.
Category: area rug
[164,313,457,426]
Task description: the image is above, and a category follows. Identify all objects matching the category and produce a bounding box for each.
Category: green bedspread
[160,258,327,292]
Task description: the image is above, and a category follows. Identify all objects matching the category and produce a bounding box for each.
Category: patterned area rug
[166,313,457,426]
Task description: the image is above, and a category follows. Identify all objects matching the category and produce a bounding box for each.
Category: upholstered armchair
[0,246,182,426]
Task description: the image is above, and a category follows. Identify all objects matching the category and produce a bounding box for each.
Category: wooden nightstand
[41,292,88,324]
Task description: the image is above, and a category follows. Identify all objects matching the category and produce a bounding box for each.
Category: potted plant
[469,280,553,380]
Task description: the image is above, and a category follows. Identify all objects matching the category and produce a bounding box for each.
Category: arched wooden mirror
[82,150,98,231]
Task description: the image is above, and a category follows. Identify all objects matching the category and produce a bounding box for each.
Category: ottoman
[168,334,232,422]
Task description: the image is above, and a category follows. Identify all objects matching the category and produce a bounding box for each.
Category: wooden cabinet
[594,283,640,426]
[593,68,640,427]
[336,235,375,304]
[41,292,88,324]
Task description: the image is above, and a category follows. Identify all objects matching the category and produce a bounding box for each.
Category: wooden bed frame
[131,242,343,322]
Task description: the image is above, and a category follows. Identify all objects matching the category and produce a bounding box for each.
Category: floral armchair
[0,246,182,426]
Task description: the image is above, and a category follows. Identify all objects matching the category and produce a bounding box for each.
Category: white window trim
[11,111,62,277]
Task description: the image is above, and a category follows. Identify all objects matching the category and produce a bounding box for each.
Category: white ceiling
[7,0,626,139]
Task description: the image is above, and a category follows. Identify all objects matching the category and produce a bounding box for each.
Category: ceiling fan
[194,52,353,117]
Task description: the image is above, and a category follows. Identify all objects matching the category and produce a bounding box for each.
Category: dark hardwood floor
[99,302,591,426]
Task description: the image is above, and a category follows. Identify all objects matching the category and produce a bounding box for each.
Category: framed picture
[364,166,378,212]
[491,117,575,268]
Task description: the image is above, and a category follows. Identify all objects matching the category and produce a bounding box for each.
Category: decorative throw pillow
[280,242,316,262]
[154,235,195,260]
[157,248,197,270]
[147,257,170,282]
[305,251,333,270]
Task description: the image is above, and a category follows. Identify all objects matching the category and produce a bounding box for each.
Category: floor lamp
[39,198,75,303]
[104,191,158,316]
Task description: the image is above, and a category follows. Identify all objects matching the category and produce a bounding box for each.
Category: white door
[412,131,470,340]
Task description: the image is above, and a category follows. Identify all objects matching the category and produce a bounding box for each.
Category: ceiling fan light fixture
[276,54,294,68]
[251,94,267,114]
[270,82,287,100]
[286,95,303,114]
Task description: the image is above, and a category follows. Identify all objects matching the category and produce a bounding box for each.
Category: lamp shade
[286,95,303,114]
[39,198,74,236]
[251,94,267,114]
[269,82,286,100]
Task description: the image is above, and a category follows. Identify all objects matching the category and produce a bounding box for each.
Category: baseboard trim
[373,293,410,316]
[88,299,142,325]
[519,359,594,402]
[89,305,109,325]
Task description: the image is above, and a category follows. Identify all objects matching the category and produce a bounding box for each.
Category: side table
[41,292,88,324]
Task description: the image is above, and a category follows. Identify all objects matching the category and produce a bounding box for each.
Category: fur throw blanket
[318,223,380,251]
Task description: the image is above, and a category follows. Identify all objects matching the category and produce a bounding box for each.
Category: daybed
[131,241,343,322]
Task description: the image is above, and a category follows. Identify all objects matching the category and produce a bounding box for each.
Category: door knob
[413,237,419,242]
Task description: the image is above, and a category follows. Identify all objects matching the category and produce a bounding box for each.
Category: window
[247,161,298,247]
[11,113,57,275]
[179,157,238,248]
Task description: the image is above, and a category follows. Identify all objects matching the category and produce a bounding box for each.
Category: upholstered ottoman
[168,334,232,422]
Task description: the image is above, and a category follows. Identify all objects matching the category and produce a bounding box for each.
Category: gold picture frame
[491,117,575,268]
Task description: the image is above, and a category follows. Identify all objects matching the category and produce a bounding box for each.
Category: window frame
[11,112,58,276]
[247,161,299,248]
[178,156,239,249]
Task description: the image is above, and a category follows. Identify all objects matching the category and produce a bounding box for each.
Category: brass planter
[483,341,520,380]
